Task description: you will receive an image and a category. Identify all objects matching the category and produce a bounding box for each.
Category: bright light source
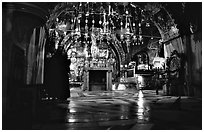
[138,90,144,98]
[138,76,143,82]
[67,119,76,123]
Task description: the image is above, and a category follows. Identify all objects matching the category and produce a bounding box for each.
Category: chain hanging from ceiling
[46,2,179,58]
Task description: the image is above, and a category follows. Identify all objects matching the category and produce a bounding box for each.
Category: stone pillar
[106,69,112,91]
[2,3,48,129]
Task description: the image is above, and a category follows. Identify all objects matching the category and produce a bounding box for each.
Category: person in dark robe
[154,72,160,95]
[45,46,71,100]
[59,51,71,100]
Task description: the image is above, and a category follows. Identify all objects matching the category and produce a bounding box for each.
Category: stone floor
[33,86,202,130]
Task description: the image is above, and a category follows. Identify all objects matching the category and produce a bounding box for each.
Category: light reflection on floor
[67,90,149,124]
[67,118,77,123]
[69,109,77,113]
[35,89,202,130]
[137,90,144,110]
[136,90,148,121]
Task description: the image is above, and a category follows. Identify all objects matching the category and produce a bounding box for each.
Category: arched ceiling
[45,2,180,59]
[3,2,201,37]
[6,2,200,64]
[46,2,163,39]
[3,2,50,21]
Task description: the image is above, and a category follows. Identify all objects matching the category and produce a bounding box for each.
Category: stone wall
[183,32,202,97]
[2,3,47,129]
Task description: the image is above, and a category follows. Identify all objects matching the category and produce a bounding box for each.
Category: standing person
[166,57,171,95]
[155,72,160,95]
[44,48,62,99]
[44,46,71,100]
[168,50,181,96]
[59,47,71,100]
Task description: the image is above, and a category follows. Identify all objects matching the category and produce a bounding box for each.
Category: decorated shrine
[44,2,184,91]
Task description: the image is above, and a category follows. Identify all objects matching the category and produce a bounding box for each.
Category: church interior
[2,2,202,130]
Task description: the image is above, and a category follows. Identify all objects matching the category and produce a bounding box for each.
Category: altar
[65,26,115,91]
[83,67,112,91]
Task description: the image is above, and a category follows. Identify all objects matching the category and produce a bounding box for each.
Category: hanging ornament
[133,35,137,41]
[120,34,124,40]
[146,22,150,27]
[139,35,142,39]
[126,27,130,34]
[120,21,123,31]
[109,5,111,15]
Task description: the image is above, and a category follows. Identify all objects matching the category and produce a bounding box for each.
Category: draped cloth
[26,27,46,85]
[36,27,46,84]
[26,28,36,84]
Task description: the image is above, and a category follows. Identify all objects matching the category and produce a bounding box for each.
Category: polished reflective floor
[33,88,202,130]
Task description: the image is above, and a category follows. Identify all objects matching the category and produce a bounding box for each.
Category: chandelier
[46,2,162,54]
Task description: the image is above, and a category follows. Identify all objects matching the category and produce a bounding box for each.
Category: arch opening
[44,2,183,92]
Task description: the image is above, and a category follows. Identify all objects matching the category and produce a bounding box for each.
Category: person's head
[171,50,179,57]
[55,47,62,55]
[57,45,67,55]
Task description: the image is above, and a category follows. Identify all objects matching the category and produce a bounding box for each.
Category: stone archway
[132,51,150,70]
[130,3,182,69]
[45,2,182,80]
[45,3,127,80]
